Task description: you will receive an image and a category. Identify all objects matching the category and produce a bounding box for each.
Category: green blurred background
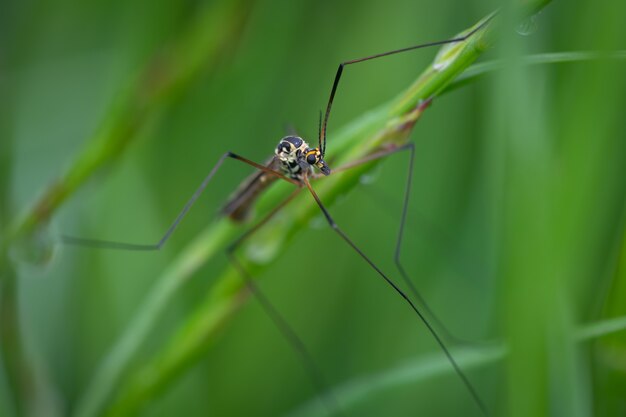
[2,0,626,416]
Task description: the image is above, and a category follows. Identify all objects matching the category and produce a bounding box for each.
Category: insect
[59,14,496,417]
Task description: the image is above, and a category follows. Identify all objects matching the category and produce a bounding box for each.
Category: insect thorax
[275,136,311,180]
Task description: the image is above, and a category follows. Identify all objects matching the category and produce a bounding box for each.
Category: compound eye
[306,153,317,165]
[277,142,290,154]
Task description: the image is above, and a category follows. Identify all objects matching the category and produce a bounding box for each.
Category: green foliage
[2,0,626,417]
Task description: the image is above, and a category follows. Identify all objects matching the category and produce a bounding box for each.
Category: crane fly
[61,15,496,417]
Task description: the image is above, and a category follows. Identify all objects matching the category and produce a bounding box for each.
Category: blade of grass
[0,59,32,417]
[2,0,252,416]
[550,2,626,414]
[72,221,237,417]
[493,6,557,417]
[85,4,554,416]
[443,51,626,93]
[494,1,626,416]
[1,0,252,253]
[285,315,626,417]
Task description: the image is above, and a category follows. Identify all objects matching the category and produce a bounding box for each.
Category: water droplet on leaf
[9,225,57,266]
[517,15,539,36]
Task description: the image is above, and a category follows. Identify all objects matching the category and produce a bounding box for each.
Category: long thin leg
[302,175,488,416]
[320,142,470,343]
[226,188,345,417]
[393,142,489,346]
[318,15,495,154]
[322,96,485,345]
[61,152,300,251]
[366,179,488,345]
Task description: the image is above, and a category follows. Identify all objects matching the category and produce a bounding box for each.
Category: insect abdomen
[222,157,281,222]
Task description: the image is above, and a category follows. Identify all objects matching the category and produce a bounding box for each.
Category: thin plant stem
[83,3,554,416]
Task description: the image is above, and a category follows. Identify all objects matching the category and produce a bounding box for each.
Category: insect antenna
[318,110,323,153]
